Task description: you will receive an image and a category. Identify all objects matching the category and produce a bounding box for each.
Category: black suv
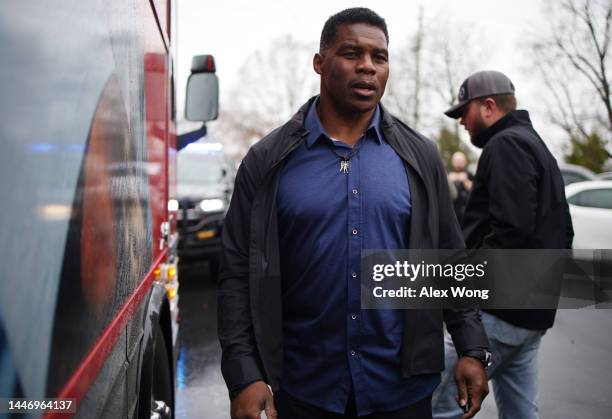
[176,143,234,274]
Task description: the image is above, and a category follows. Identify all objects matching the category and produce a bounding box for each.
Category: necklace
[329,138,362,174]
[340,159,350,174]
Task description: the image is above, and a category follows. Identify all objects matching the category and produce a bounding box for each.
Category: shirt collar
[304,98,383,148]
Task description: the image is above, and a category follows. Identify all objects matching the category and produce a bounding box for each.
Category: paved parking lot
[176,261,612,418]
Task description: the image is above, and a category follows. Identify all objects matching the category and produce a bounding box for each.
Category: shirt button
[352,188,359,195]
[351,313,357,320]
[352,272,358,278]
[350,350,357,356]
[352,228,358,235]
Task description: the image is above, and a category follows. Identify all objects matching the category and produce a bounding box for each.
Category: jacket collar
[379,104,424,183]
[286,95,393,139]
[472,110,532,148]
[265,98,313,171]
[269,97,423,184]
[303,97,383,148]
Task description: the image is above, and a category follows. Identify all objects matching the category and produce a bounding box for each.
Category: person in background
[432,70,573,419]
[447,151,473,222]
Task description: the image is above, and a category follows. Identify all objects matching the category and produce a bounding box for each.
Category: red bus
[0,1,217,417]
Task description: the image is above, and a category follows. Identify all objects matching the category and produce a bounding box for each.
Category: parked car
[597,171,612,180]
[565,180,612,249]
[559,163,598,186]
[174,142,235,274]
[565,181,612,304]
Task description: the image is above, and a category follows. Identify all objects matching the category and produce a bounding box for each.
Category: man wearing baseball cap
[432,71,573,418]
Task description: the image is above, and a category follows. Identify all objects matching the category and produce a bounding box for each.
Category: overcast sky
[175,0,566,155]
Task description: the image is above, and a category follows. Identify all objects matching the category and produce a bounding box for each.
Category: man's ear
[313,53,323,75]
[483,97,497,115]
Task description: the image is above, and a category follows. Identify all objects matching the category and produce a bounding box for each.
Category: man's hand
[231,381,277,419]
[454,356,489,419]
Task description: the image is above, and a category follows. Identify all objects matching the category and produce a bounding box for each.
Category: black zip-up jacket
[218,97,489,397]
[462,110,574,330]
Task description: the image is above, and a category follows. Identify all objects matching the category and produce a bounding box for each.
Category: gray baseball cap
[444,71,515,119]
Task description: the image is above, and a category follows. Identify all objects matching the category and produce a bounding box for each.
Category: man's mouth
[350,80,377,98]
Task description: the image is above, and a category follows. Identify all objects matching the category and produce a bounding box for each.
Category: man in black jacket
[218,8,489,419]
[432,71,573,419]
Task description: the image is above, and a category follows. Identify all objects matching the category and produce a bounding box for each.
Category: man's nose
[356,54,376,73]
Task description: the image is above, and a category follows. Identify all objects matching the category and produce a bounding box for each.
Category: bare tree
[412,7,424,129]
[220,34,319,155]
[424,17,491,139]
[384,7,426,129]
[384,12,489,138]
[531,0,612,138]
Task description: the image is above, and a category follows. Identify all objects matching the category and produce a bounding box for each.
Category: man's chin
[328,92,379,115]
[347,97,379,113]
[468,127,484,141]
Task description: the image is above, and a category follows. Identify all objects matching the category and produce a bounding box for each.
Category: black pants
[275,389,432,419]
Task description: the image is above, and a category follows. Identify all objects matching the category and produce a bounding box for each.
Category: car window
[178,153,226,185]
[567,193,580,205]
[570,188,612,209]
[562,172,588,186]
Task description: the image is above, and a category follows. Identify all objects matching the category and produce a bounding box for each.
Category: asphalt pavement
[175,261,229,419]
[175,261,612,419]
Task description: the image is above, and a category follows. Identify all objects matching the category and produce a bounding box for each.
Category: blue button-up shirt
[277,100,440,415]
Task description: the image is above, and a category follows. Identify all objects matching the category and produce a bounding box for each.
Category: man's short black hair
[320,7,389,53]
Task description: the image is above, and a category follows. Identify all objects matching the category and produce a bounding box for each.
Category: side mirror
[185,55,219,122]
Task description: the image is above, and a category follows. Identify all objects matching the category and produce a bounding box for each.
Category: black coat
[217,97,489,397]
[462,110,574,329]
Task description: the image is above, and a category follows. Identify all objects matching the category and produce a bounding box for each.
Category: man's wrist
[229,380,261,400]
[461,349,492,368]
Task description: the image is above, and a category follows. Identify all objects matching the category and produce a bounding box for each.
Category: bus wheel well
[137,288,175,419]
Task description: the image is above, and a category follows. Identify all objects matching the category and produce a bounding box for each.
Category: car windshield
[178,153,225,185]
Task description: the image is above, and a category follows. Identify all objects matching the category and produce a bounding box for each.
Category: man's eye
[343,51,357,58]
[376,55,388,62]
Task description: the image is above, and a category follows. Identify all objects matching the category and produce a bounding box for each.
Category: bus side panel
[0,0,127,399]
[144,3,170,261]
[150,0,170,47]
[125,298,148,418]
[75,282,167,419]
[73,2,175,416]
[44,0,160,399]
[73,328,128,419]
[0,0,175,409]
[130,6,174,416]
